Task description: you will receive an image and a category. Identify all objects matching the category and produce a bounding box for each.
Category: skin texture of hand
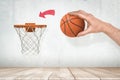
[69,10,120,46]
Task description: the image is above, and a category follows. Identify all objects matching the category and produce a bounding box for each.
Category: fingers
[69,10,85,19]
[69,10,93,37]
[77,27,91,36]
[69,10,92,23]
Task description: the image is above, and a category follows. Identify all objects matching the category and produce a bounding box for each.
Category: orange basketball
[60,14,85,37]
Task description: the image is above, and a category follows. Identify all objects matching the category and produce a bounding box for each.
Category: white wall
[0,0,120,67]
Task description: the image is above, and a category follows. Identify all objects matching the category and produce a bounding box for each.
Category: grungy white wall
[0,0,120,67]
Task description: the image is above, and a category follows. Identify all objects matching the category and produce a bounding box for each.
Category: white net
[15,27,46,54]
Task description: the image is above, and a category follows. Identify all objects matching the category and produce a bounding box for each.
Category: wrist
[102,23,119,36]
[102,23,113,34]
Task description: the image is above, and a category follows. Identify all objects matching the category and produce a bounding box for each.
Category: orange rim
[14,23,47,28]
[14,23,47,32]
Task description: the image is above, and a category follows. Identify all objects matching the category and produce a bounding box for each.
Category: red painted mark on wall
[39,9,55,18]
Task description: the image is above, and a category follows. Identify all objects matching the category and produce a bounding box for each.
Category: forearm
[103,23,120,46]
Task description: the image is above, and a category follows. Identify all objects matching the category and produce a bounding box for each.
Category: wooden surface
[0,68,119,80]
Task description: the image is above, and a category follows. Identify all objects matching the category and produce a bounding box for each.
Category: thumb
[77,27,91,36]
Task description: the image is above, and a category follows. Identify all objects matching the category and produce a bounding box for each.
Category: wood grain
[0,68,119,80]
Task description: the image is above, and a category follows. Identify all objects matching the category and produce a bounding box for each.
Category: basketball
[60,14,85,37]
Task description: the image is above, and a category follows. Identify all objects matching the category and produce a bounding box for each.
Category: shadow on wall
[66,33,112,47]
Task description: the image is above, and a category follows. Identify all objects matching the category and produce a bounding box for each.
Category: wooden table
[0,68,119,80]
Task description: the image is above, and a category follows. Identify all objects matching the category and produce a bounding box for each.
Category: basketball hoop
[14,23,47,54]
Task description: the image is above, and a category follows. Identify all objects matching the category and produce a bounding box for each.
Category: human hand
[69,10,109,36]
